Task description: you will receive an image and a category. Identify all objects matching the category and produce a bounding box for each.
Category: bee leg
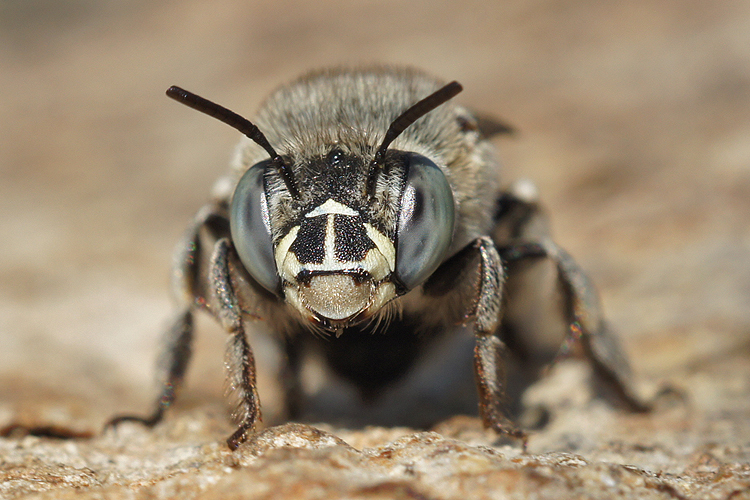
[424,237,528,447]
[499,241,650,412]
[209,237,261,450]
[105,204,227,432]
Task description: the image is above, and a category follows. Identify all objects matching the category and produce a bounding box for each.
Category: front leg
[424,237,527,446]
[209,237,261,450]
[105,203,228,431]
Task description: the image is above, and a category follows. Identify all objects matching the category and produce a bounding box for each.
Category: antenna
[166,86,299,198]
[367,81,463,195]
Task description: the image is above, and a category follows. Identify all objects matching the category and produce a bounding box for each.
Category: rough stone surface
[2,1,749,499]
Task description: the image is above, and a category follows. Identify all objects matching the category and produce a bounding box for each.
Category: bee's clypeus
[108,67,648,450]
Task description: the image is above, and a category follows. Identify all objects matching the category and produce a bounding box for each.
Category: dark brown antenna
[166,86,299,198]
[367,81,463,195]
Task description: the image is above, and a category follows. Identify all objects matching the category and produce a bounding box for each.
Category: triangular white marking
[305,198,359,218]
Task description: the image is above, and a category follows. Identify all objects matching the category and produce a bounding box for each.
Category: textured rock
[2,1,750,498]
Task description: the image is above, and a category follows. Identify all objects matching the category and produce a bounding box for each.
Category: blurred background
[1,0,748,441]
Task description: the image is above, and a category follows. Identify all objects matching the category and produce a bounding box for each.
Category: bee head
[168,82,461,330]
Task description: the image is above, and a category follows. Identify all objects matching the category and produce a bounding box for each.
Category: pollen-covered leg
[424,237,527,446]
[105,203,227,432]
[210,237,261,450]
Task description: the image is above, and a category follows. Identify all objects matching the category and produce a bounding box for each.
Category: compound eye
[395,153,455,289]
[230,160,279,292]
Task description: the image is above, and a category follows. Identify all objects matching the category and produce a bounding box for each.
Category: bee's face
[229,149,456,330]
[166,74,464,332]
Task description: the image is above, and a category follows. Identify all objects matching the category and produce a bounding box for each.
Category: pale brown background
[1,1,749,498]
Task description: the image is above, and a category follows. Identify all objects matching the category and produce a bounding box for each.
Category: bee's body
[109,67,647,449]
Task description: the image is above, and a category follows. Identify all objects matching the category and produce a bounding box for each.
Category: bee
[108,67,647,450]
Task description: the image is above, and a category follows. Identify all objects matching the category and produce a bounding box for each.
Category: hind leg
[499,241,649,411]
[493,183,648,411]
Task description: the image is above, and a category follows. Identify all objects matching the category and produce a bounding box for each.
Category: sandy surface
[1,1,749,498]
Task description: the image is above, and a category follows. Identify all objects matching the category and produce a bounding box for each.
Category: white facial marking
[275,226,299,280]
[322,212,337,269]
[365,223,396,272]
[305,198,359,218]
[361,245,391,282]
[276,198,400,324]
[281,250,303,283]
